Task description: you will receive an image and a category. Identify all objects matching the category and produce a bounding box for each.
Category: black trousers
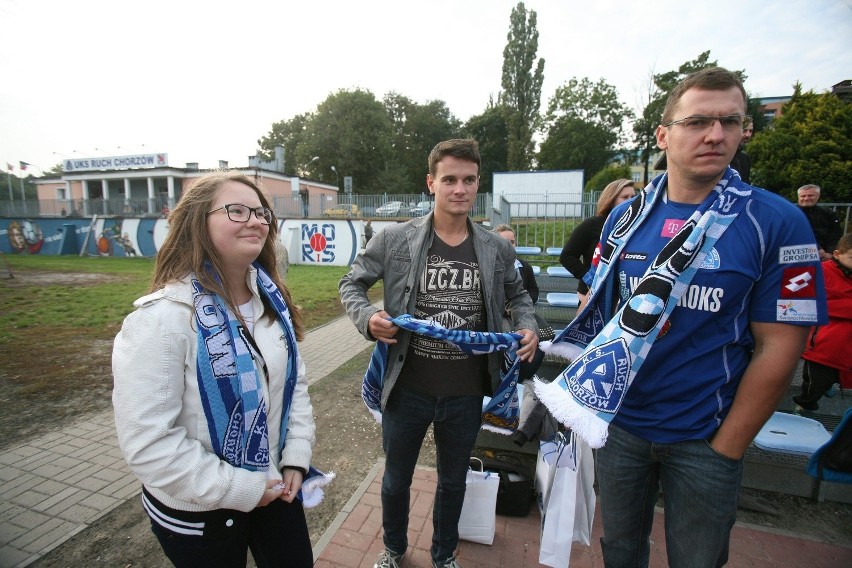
[793,360,839,411]
[145,490,313,568]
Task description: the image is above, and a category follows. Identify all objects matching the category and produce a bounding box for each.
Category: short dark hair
[428,139,481,177]
[661,67,747,125]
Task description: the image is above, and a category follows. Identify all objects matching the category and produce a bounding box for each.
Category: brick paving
[314,463,852,568]
[2,307,851,567]
[0,310,374,568]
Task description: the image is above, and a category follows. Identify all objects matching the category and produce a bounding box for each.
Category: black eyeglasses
[663,114,752,131]
[207,203,274,225]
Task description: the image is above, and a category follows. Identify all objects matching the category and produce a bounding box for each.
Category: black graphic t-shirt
[397,233,488,396]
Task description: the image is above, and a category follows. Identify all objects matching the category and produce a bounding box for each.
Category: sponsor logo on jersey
[780,266,817,299]
[661,218,685,238]
[776,299,819,322]
[621,251,648,262]
[779,244,819,264]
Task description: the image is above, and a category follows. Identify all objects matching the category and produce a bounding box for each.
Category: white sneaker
[375,549,403,568]
[432,557,462,568]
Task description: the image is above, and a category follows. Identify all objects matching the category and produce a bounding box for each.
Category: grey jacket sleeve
[339,229,386,339]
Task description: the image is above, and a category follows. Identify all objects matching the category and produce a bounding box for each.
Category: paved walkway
[1,309,850,567]
[0,311,374,568]
[314,463,852,567]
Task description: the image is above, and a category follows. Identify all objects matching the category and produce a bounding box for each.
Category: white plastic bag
[458,457,500,545]
[535,432,596,568]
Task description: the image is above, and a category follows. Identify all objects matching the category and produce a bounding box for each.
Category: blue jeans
[381,385,483,564]
[596,424,743,568]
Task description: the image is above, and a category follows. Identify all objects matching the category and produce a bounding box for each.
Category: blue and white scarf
[535,169,751,448]
[363,314,524,434]
[192,262,298,472]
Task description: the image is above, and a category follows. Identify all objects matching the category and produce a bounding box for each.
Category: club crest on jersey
[697,247,721,269]
[565,338,630,414]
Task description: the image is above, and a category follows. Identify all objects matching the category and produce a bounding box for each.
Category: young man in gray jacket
[339,139,538,568]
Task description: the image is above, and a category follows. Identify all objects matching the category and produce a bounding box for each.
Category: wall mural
[0,217,397,265]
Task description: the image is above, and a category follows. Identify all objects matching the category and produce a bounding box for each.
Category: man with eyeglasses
[583,67,827,567]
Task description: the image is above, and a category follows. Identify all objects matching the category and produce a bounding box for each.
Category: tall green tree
[748,85,852,201]
[301,89,394,193]
[499,1,544,171]
[384,93,461,194]
[463,102,508,195]
[256,113,313,176]
[539,77,633,177]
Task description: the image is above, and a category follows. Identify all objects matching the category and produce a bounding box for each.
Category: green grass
[0,256,379,347]
[0,255,381,450]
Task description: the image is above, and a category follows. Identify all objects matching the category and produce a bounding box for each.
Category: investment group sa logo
[301,223,336,263]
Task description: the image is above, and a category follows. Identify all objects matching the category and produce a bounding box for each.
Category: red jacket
[802,259,852,387]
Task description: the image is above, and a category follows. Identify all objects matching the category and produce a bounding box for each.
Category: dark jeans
[148,494,312,568]
[381,385,482,564]
[794,360,839,411]
[596,424,743,568]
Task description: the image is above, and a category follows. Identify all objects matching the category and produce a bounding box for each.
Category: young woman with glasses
[112,170,315,567]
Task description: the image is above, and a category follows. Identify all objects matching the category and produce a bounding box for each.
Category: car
[323,203,361,217]
[409,200,434,216]
[376,201,407,217]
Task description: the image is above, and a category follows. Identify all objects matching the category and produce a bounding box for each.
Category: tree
[632,52,749,183]
[499,1,544,171]
[748,85,852,201]
[256,113,313,176]
[301,89,394,193]
[584,165,632,194]
[384,93,461,194]
[463,102,508,195]
[539,77,633,177]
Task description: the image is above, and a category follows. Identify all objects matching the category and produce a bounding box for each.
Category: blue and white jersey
[597,183,828,443]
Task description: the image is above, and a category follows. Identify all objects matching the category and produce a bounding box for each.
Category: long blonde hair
[152,170,303,340]
[596,179,635,217]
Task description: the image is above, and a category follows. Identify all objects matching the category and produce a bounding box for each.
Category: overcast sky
[1,0,850,175]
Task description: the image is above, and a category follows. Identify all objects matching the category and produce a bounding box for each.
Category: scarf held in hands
[363,314,524,434]
[535,170,751,448]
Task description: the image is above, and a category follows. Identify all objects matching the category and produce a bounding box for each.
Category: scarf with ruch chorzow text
[535,168,751,448]
[363,314,524,434]
[192,263,299,471]
[192,263,334,507]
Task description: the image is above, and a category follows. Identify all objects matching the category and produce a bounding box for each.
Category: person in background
[112,171,315,568]
[794,233,852,411]
[582,67,826,567]
[364,219,374,246]
[494,224,539,304]
[559,179,635,302]
[797,184,842,261]
[339,139,538,568]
